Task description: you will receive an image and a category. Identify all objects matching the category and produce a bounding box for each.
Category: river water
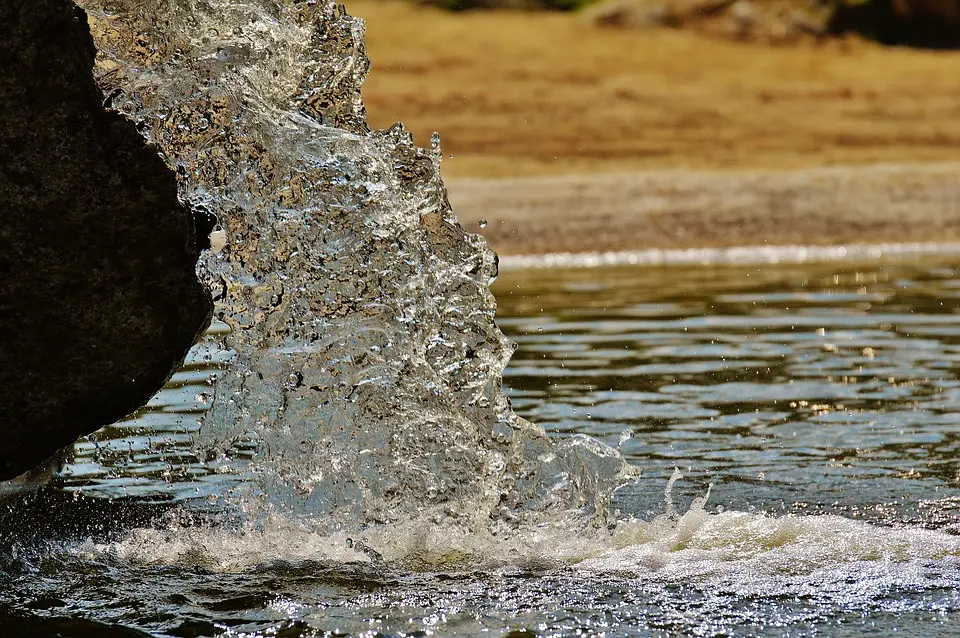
[2,258,959,637]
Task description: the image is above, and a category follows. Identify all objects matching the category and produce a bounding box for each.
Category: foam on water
[77,468,960,582]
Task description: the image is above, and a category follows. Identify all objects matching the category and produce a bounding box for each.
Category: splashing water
[78,0,634,541]
[25,7,952,621]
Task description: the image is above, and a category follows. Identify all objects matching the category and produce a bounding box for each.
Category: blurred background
[352,0,960,255]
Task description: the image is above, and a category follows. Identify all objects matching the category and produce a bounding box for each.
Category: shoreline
[356,1,960,180]
[496,242,960,270]
[348,2,960,264]
[448,163,960,259]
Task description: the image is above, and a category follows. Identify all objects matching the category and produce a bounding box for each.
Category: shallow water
[498,260,960,528]
[2,259,959,637]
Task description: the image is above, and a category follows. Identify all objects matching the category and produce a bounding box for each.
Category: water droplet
[478,219,487,229]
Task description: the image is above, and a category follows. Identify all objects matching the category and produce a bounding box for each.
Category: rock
[587,0,960,47]
[0,448,69,501]
[585,0,833,42]
[0,0,212,480]
[829,0,960,48]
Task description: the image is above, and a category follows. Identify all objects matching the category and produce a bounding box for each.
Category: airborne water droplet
[478,219,487,229]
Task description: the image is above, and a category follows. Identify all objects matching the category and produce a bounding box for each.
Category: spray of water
[71,0,960,579]
[79,0,636,541]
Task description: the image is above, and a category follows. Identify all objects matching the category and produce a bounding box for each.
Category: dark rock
[588,0,960,47]
[0,0,212,480]
[830,0,960,48]
[586,0,835,43]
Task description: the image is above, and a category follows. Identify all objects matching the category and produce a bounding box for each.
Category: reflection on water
[61,321,237,503]
[2,259,959,637]
[498,260,960,527]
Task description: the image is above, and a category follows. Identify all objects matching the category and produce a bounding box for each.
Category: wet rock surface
[0,0,212,480]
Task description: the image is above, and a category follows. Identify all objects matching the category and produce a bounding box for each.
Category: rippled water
[499,260,960,528]
[2,259,959,637]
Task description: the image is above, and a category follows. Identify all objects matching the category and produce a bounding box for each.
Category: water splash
[82,484,960,577]
[70,3,960,597]
[79,0,635,534]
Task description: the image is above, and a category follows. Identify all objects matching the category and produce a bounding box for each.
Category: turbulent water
[3,260,960,636]
[78,0,632,534]
[1,1,958,635]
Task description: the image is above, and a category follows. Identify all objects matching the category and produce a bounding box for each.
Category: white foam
[80,505,960,582]
[587,509,960,580]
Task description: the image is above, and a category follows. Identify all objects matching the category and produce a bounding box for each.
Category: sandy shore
[350,1,960,257]
[448,164,960,256]
[356,1,960,177]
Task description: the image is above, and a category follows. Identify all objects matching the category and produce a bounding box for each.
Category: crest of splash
[79,0,636,535]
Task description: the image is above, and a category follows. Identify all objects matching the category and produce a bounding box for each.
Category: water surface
[2,259,959,637]
[498,260,960,527]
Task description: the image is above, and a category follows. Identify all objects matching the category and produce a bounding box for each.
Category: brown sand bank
[449,165,960,255]
[351,1,960,255]
[355,0,960,177]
